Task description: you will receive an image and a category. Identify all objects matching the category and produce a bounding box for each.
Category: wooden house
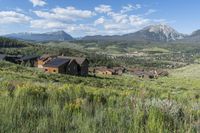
[112,67,126,75]
[0,54,24,63]
[92,67,125,76]
[66,59,79,75]
[3,55,22,63]
[37,54,56,68]
[94,67,115,75]
[17,55,39,67]
[58,56,89,76]
[43,58,70,74]
[43,58,80,75]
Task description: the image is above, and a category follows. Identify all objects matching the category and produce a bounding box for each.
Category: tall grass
[0,82,199,133]
[0,61,199,132]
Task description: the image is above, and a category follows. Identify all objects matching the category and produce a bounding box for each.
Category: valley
[0,24,200,132]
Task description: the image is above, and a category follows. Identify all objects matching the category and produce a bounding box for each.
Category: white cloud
[29,4,166,36]
[34,6,96,22]
[30,0,46,7]
[129,15,150,26]
[31,6,96,36]
[15,8,24,12]
[91,4,161,35]
[65,24,96,33]
[102,15,149,31]
[108,12,128,23]
[145,9,156,15]
[30,19,96,36]
[95,5,112,13]
[121,4,141,13]
[94,17,105,25]
[0,11,31,24]
[93,12,151,35]
[30,19,67,29]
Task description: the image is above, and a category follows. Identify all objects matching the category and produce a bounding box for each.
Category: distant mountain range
[2,24,200,43]
[177,29,200,43]
[82,24,186,42]
[4,31,73,42]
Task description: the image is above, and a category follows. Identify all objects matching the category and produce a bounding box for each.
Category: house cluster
[128,68,169,79]
[0,54,89,76]
[38,55,89,76]
[0,53,169,78]
[0,54,39,67]
[89,67,126,76]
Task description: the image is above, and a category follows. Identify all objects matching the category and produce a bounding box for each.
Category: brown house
[58,56,89,76]
[37,54,56,68]
[94,67,115,75]
[66,60,79,75]
[43,56,89,76]
[112,67,126,75]
[92,67,125,76]
[17,55,39,67]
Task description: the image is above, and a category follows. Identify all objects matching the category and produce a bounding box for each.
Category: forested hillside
[0,37,30,48]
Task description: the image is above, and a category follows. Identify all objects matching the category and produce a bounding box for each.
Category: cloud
[95,5,112,13]
[145,9,156,15]
[91,4,163,35]
[93,10,151,35]
[30,19,67,29]
[29,4,166,36]
[101,15,150,31]
[34,6,96,22]
[107,12,128,23]
[94,17,105,25]
[121,4,141,13]
[15,8,24,12]
[31,19,96,32]
[0,11,31,24]
[30,0,46,7]
[31,6,96,36]
[30,19,96,36]
[129,15,150,26]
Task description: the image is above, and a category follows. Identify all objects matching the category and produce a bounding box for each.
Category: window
[53,70,56,72]
[45,69,48,72]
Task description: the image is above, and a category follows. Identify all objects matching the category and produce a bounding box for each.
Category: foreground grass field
[0,61,199,132]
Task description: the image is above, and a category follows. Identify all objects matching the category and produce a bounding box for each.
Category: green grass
[0,61,199,132]
[171,64,200,78]
[142,47,170,54]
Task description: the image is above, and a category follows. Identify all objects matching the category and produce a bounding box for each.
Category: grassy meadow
[0,61,199,133]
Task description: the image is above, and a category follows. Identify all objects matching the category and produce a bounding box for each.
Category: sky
[0,0,200,37]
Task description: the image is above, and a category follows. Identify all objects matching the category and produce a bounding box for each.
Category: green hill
[0,61,199,132]
[0,37,30,48]
[171,64,200,78]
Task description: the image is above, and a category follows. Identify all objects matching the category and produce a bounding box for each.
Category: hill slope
[0,61,199,132]
[0,37,30,48]
[177,29,200,43]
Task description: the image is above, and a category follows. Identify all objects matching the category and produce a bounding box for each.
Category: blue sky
[0,0,199,37]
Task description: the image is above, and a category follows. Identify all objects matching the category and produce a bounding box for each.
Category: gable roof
[6,55,23,58]
[95,67,115,73]
[74,58,88,65]
[19,55,39,61]
[58,56,88,65]
[39,54,56,61]
[43,58,70,68]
